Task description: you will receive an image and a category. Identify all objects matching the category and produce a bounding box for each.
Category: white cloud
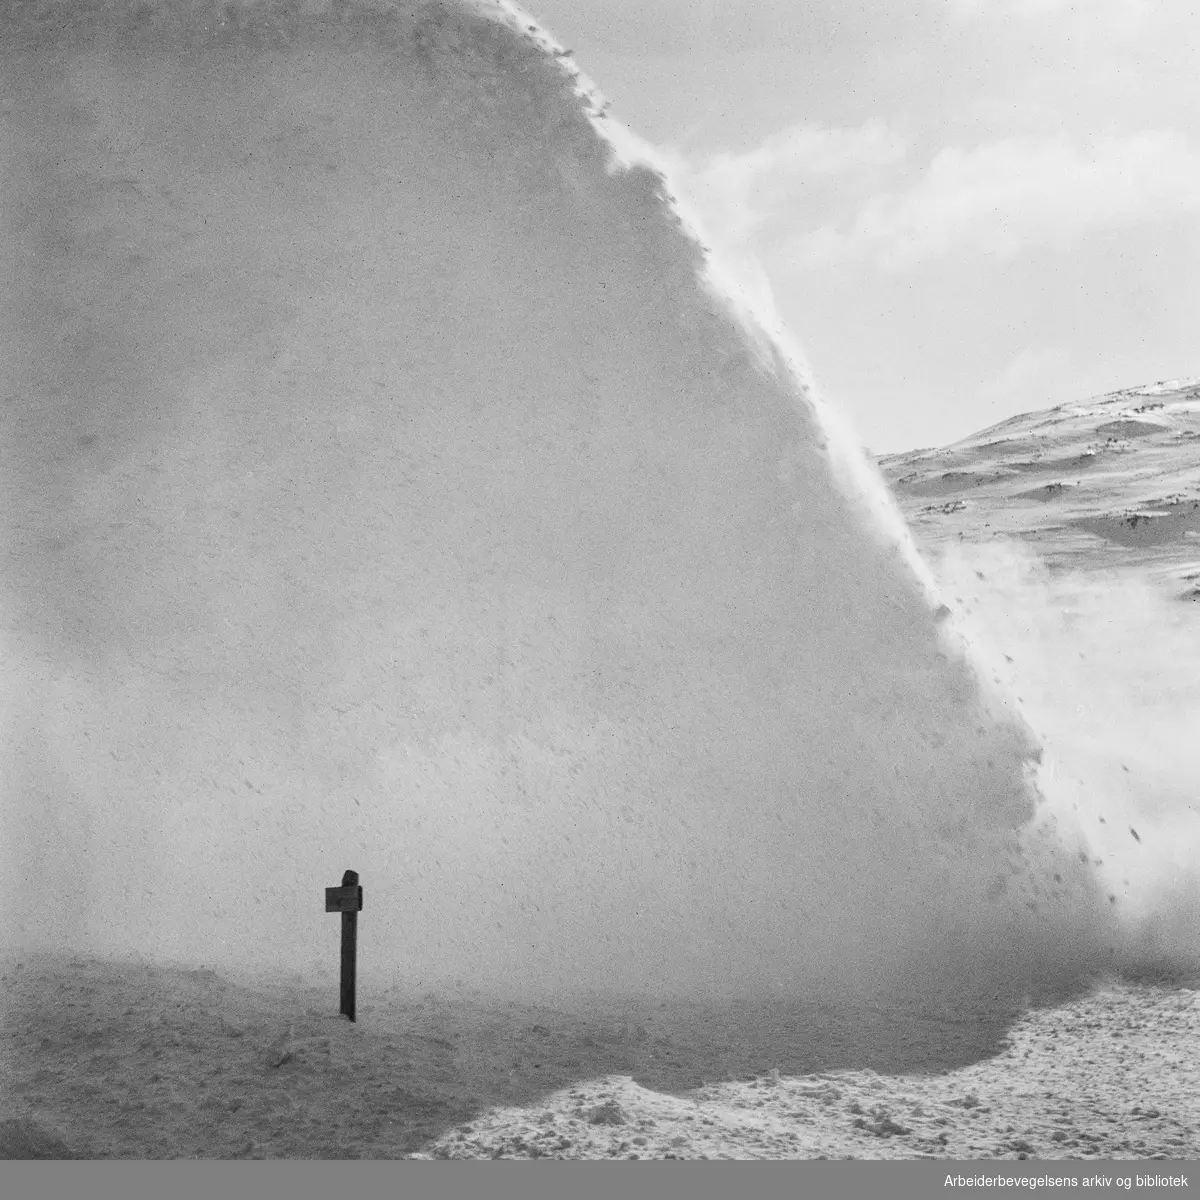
[665,121,907,245]
[792,131,1200,271]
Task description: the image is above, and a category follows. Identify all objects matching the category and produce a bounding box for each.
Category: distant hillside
[877,380,1200,599]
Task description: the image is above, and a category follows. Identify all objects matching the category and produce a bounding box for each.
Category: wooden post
[325,869,363,1022]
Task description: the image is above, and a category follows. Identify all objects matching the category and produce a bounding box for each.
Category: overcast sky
[524,0,1200,453]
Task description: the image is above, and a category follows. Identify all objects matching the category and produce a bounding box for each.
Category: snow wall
[0,0,1116,1007]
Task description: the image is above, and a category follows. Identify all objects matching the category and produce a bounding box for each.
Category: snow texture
[1,0,1116,1012]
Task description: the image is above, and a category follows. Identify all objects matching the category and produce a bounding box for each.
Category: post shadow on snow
[0,950,1110,1159]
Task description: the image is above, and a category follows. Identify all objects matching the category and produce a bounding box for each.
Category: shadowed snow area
[1,0,1122,1020]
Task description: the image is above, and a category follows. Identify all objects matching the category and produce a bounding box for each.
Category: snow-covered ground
[2,954,1196,1159]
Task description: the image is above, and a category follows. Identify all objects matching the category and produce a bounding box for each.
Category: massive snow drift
[1,0,1111,1008]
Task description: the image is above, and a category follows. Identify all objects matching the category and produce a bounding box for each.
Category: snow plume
[928,541,1200,975]
[1,0,1117,1014]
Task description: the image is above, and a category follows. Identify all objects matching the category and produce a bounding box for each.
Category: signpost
[325,869,363,1022]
